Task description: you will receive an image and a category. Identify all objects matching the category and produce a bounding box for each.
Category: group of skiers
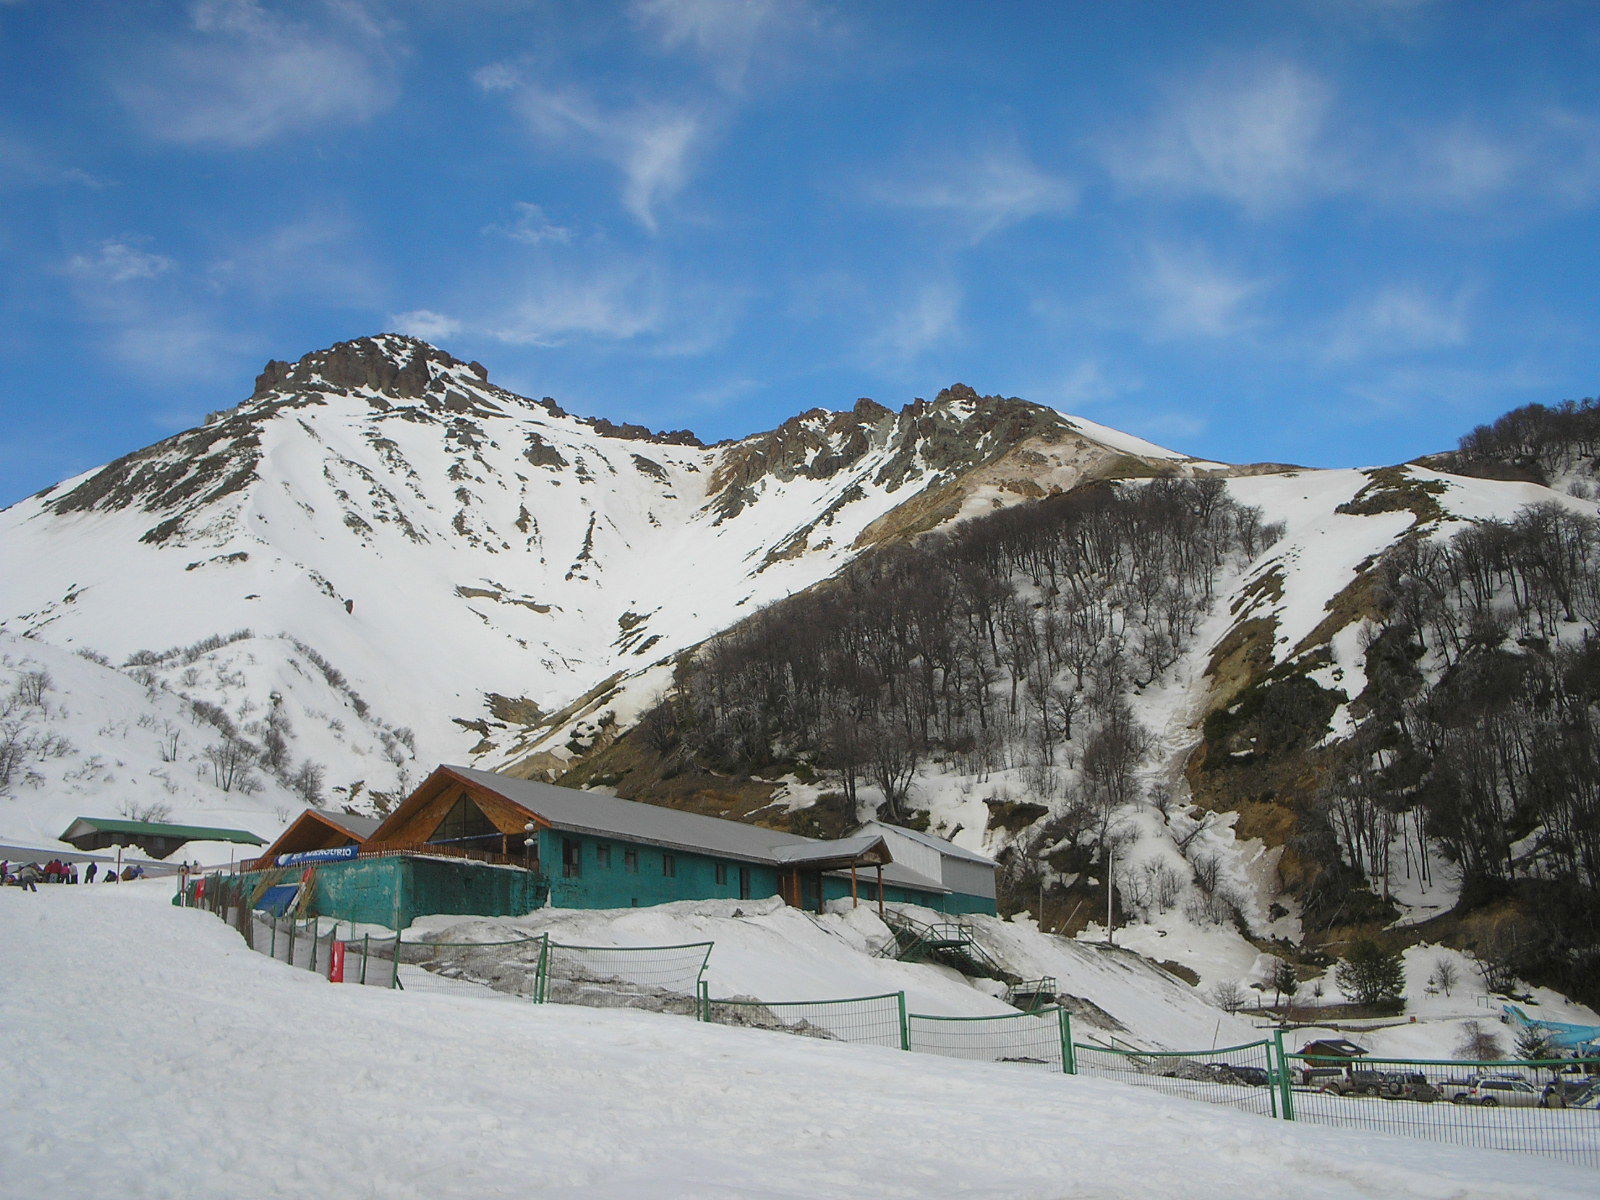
[1,858,144,890]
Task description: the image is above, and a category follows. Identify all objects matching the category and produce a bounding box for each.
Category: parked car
[1455,1079,1541,1107]
[1542,1078,1600,1108]
[1569,1085,1600,1111]
[1320,1070,1390,1097]
[1299,1067,1343,1089]
[1320,1070,1439,1102]
[1208,1063,1270,1088]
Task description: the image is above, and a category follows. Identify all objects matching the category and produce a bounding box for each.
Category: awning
[766,834,891,872]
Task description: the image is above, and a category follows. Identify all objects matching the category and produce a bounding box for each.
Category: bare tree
[1210,980,1248,1014]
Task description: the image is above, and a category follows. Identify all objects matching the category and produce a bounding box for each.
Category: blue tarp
[1503,1005,1600,1052]
[257,884,301,917]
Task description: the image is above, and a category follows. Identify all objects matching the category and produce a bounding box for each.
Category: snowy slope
[406,895,1262,1050]
[0,631,304,849]
[4,884,1590,1199]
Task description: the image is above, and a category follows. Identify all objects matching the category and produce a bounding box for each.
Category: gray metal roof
[447,766,947,892]
[859,820,997,866]
[768,835,889,865]
[313,809,383,840]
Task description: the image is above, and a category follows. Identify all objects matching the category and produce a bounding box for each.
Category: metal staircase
[1003,977,1059,1012]
[879,911,1013,985]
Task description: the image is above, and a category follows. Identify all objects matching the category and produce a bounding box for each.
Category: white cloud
[390,309,463,344]
[119,1,399,148]
[67,240,175,284]
[870,141,1076,241]
[1395,110,1600,208]
[483,72,705,233]
[1105,58,1341,213]
[485,203,574,246]
[205,210,381,309]
[488,265,667,346]
[866,281,961,366]
[1038,359,1131,410]
[1326,283,1471,361]
[1140,244,1269,339]
[630,0,830,93]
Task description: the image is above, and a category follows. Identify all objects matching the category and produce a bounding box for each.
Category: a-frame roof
[250,807,383,867]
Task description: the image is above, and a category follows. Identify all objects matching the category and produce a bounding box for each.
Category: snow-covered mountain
[8,331,1599,1008]
[0,334,1214,831]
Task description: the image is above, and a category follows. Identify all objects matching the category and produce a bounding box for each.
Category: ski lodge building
[242,764,997,929]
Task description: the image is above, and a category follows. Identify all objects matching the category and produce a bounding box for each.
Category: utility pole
[1106,841,1115,946]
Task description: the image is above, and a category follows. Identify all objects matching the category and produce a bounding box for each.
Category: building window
[662,853,676,878]
[433,793,498,848]
[739,867,752,900]
[562,838,582,879]
[715,862,728,886]
[596,843,612,868]
[624,847,639,873]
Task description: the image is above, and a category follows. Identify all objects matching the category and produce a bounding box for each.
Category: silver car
[1459,1079,1542,1107]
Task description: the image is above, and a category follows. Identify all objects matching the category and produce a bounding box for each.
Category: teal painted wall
[239,857,548,930]
[541,829,997,915]
[540,829,783,909]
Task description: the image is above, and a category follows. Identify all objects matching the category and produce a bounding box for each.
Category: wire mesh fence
[1074,1040,1280,1118]
[699,986,909,1049]
[541,940,713,1006]
[1282,1050,1600,1170]
[908,1008,1073,1071]
[396,933,549,998]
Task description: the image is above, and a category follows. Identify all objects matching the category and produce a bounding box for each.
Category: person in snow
[17,863,42,892]
[84,861,98,883]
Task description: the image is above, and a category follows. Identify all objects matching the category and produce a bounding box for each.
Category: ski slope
[3,884,1588,1199]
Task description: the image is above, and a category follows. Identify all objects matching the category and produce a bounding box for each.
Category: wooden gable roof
[249,808,381,867]
[363,766,552,849]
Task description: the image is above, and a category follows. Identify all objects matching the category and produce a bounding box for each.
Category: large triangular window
[432,793,498,846]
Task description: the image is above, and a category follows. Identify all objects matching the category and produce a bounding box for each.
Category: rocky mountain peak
[250,334,488,404]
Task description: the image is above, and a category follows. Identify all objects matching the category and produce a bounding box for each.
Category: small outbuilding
[59,816,266,860]
[1299,1037,1370,1063]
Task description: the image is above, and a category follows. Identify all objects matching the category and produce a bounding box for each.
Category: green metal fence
[908,1007,1074,1072]
[699,985,910,1050]
[1073,1039,1280,1118]
[246,911,401,987]
[1279,1041,1600,1170]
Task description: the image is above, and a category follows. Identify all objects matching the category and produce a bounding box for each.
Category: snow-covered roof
[442,767,945,892]
[859,820,996,866]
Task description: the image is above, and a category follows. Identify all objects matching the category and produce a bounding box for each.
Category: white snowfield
[3,886,1588,1200]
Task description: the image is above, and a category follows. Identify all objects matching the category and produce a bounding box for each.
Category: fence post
[1058,1008,1076,1074]
[287,920,296,967]
[270,915,277,960]
[897,992,910,1052]
[536,933,550,1004]
[697,980,709,1023]
[1272,1028,1295,1121]
[360,933,369,985]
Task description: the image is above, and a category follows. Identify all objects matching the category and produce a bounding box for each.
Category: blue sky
[2,1,1598,506]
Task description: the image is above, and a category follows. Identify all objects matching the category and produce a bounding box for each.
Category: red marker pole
[329,938,346,983]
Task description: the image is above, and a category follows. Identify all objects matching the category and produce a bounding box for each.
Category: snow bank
[3,884,1589,1199]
